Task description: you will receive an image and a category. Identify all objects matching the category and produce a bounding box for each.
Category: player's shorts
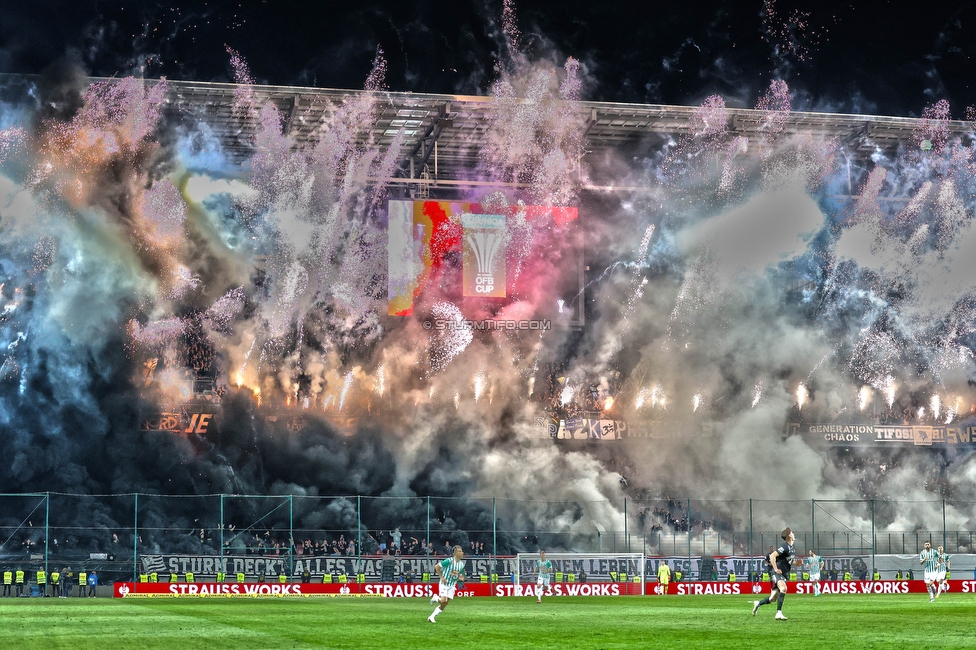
[536,577,551,587]
[924,571,938,583]
[658,577,669,586]
[809,572,820,582]
[937,571,946,581]
[769,572,787,587]
[437,581,457,600]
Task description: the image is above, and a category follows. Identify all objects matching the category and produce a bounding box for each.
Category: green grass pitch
[0,594,968,649]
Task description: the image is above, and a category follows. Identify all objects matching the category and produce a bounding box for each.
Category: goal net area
[514,553,646,596]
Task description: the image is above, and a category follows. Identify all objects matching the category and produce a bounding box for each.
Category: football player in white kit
[806,550,823,597]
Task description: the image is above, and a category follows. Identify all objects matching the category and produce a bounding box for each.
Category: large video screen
[387,200,582,325]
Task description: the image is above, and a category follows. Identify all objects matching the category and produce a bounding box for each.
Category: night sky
[2,0,976,117]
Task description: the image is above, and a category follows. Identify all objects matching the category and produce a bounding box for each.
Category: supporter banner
[517,555,646,580]
[647,555,869,580]
[788,422,976,447]
[140,411,215,434]
[543,416,677,440]
[139,554,515,581]
[551,418,626,440]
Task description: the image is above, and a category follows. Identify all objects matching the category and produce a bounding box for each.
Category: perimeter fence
[1,493,973,582]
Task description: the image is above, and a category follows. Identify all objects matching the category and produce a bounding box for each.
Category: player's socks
[813,583,820,596]
[430,606,442,620]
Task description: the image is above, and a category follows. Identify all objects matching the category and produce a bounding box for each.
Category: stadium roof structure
[3,74,973,194]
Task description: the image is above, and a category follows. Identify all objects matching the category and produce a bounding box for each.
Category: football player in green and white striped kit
[535,551,554,602]
[428,545,466,623]
[919,541,939,602]
[936,545,950,597]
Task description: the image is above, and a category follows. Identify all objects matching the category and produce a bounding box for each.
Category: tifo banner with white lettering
[139,554,515,581]
[787,421,976,447]
[552,417,625,440]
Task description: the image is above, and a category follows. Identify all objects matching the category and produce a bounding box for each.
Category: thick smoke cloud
[3,8,976,564]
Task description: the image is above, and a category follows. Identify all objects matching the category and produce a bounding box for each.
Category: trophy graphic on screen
[461,213,507,297]
[467,230,503,294]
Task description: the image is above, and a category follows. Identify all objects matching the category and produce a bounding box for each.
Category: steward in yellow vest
[149,572,158,583]
[185,572,195,583]
[236,572,246,583]
[169,573,178,583]
[2,570,11,598]
[50,570,61,598]
[15,570,25,597]
[36,570,47,597]
[216,571,225,583]
[77,572,87,597]
[139,574,148,583]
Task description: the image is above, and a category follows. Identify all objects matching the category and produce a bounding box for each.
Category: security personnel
[2,569,11,597]
[50,569,61,598]
[77,571,87,597]
[169,572,178,583]
[216,571,225,583]
[278,573,287,584]
[185,571,195,583]
[36,568,47,597]
[15,568,25,597]
[139,574,149,583]
[149,572,158,583]
[236,572,246,583]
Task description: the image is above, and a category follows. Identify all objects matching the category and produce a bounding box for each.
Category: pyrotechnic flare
[796,384,808,410]
[858,386,872,411]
